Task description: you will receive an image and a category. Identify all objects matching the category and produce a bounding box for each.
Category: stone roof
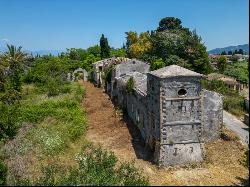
[117,72,147,96]
[149,65,203,78]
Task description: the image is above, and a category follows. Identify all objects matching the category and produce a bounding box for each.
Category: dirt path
[82,81,248,186]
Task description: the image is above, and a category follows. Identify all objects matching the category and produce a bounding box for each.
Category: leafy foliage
[125,31,152,58]
[125,17,212,74]
[217,56,227,73]
[103,65,114,84]
[0,160,7,186]
[126,77,135,94]
[21,147,148,186]
[224,61,249,83]
[157,17,183,31]
[201,79,246,116]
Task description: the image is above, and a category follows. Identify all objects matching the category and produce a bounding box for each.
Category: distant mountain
[30,50,65,56]
[208,44,249,54]
[0,47,64,56]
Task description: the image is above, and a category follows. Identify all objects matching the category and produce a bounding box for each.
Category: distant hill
[208,44,249,54]
[30,50,65,56]
[0,47,64,56]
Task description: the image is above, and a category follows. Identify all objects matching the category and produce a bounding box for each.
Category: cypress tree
[100,34,110,59]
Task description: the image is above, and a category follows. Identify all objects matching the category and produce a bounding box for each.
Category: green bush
[201,79,246,116]
[22,147,149,186]
[46,77,61,97]
[0,103,19,141]
[0,160,7,186]
[224,95,245,116]
[126,77,135,94]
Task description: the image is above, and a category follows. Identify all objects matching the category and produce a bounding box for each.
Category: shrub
[0,103,19,141]
[0,160,7,185]
[223,95,245,116]
[46,77,61,97]
[126,77,135,94]
[23,147,149,186]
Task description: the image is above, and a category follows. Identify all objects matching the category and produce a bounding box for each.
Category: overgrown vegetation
[201,79,246,116]
[0,44,148,186]
[126,77,135,94]
[224,61,249,84]
[125,17,212,74]
[17,147,148,186]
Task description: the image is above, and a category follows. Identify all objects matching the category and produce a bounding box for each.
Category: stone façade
[92,58,223,166]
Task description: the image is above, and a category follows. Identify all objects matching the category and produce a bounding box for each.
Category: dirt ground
[82,81,249,186]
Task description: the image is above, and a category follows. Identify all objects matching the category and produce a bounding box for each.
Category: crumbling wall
[202,89,223,142]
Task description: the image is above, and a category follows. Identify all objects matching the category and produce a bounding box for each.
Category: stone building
[93,60,223,166]
[92,57,130,87]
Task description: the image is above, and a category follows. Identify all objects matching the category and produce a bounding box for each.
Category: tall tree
[228,51,232,55]
[125,31,152,58]
[217,55,227,73]
[157,17,183,31]
[100,34,110,59]
[150,17,212,74]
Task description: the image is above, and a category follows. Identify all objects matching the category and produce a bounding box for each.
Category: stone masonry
[92,58,223,166]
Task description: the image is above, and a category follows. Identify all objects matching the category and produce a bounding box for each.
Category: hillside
[208,44,249,54]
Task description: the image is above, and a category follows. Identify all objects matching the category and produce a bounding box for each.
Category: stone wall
[202,89,223,142]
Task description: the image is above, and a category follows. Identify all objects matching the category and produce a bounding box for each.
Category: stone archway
[72,68,88,81]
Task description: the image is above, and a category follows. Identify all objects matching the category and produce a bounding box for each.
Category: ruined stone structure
[67,68,88,81]
[92,59,223,166]
[93,57,130,87]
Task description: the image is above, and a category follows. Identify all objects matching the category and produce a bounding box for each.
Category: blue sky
[0,0,249,51]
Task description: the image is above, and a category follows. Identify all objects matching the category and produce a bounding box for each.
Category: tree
[110,48,126,57]
[150,58,165,70]
[217,55,227,73]
[87,45,101,57]
[221,51,227,55]
[157,17,183,31]
[150,18,212,74]
[234,49,238,55]
[238,49,244,55]
[0,44,27,92]
[228,51,232,55]
[125,31,152,58]
[100,34,110,59]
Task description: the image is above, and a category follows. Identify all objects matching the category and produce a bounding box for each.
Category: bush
[223,95,245,116]
[0,103,19,141]
[0,160,7,186]
[126,77,135,94]
[22,147,149,186]
[46,77,61,97]
[201,79,246,116]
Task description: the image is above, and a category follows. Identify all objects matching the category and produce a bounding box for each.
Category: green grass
[15,82,86,155]
[2,81,148,186]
